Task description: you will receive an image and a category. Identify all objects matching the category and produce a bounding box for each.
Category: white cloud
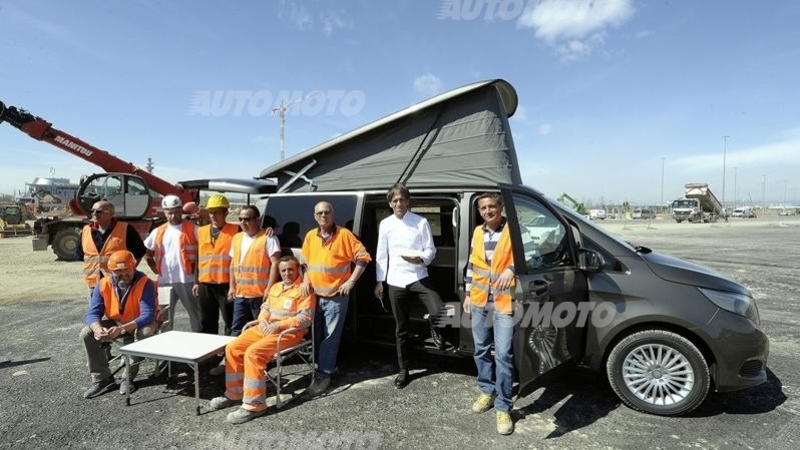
[320,10,353,37]
[537,124,553,135]
[413,73,443,97]
[673,140,800,171]
[278,1,314,30]
[278,1,352,36]
[518,0,635,60]
[512,104,528,121]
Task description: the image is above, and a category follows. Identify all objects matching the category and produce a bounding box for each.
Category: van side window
[263,195,359,241]
[509,193,571,271]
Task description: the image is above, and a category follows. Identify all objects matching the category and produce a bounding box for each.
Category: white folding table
[119,330,234,415]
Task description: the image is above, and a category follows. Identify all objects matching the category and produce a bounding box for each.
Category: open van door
[499,186,590,397]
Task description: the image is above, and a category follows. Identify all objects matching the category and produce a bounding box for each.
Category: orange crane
[0,100,196,260]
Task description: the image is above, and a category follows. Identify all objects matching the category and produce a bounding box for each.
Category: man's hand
[263,227,275,237]
[374,282,384,300]
[337,280,355,296]
[494,268,515,291]
[93,326,110,341]
[107,326,124,340]
[463,295,472,314]
[192,284,200,297]
[227,287,236,302]
[400,255,423,265]
[300,281,313,297]
[259,320,280,336]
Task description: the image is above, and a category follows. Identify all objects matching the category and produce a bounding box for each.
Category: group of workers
[77,184,517,435]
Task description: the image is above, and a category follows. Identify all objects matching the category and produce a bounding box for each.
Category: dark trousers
[387,278,444,371]
[197,283,234,336]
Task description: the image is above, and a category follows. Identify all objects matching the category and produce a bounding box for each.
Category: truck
[0,100,196,260]
[671,183,725,223]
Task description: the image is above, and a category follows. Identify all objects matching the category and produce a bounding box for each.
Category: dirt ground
[0,216,798,449]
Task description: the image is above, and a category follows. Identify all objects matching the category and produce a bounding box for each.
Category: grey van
[250,80,768,416]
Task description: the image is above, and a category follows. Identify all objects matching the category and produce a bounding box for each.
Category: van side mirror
[578,248,604,273]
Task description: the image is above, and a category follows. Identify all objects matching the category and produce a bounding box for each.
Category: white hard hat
[161,195,183,209]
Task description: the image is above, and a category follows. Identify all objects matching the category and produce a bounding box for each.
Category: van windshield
[547,196,637,252]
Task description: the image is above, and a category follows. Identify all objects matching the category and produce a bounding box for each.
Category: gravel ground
[0,216,797,449]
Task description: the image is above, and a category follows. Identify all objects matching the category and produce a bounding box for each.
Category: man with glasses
[144,195,202,332]
[75,200,147,297]
[80,250,157,398]
[303,201,371,396]
[228,205,281,337]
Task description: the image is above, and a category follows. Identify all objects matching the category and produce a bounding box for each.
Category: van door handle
[529,280,549,297]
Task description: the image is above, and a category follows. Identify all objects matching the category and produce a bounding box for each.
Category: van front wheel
[606,329,710,416]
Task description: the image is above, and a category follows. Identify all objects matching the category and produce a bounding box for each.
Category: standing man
[192,194,239,337]
[80,250,157,398]
[144,195,202,332]
[303,201,371,396]
[463,192,516,435]
[229,206,281,337]
[75,200,147,296]
[208,256,314,424]
[374,183,446,389]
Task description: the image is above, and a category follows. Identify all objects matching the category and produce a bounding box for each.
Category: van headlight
[699,288,760,324]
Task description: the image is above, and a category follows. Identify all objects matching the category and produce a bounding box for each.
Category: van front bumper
[703,309,770,392]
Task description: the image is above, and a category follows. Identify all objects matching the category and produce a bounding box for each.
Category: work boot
[209,396,239,410]
[209,360,226,376]
[496,411,514,435]
[119,380,136,395]
[394,369,410,389]
[226,407,267,425]
[307,377,330,397]
[83,377,117,399]
[472,392,496,413]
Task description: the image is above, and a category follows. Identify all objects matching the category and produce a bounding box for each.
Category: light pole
[784,179,788,206]
[660,157,665,212]
[733,167,737,210]
[722,135,729,211]
[762,174,766,212]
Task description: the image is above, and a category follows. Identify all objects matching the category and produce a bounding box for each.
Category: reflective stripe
[306,264,349,275]
[243,394,266,404]
[225,372,244,382]
[243,378,267,389]
[228,386,243,394]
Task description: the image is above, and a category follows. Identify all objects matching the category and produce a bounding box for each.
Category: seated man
[79,250,158,398]
[208,255,315,424]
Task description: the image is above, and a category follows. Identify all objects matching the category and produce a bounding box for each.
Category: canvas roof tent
[257,79,522,193]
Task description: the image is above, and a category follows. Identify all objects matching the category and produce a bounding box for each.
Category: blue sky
[1,0,799,206]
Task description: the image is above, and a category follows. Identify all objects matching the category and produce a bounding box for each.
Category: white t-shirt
[375,211,436,288]
[144,222,199,285]
[229,233,281,263]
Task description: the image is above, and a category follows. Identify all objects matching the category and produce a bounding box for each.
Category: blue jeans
[314,294,349,378]
[471,303,514,412]
[231,297,263,337]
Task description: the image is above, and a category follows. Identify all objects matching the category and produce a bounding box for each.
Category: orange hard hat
[107,250,136,271]
[183,201,200,215]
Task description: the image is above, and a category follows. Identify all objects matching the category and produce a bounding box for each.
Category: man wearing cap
[79,250,158,398]
[192,194,239,337]
[74,200,147,297]
[144,195,202,332]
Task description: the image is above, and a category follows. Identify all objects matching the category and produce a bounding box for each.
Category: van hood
[641,252,750,296]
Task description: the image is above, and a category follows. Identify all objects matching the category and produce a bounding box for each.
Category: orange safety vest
[257,277,315,333]
[152,222,198,275]
[301,226,371,297]
[197,223,239,284]
[469,224,516,314]
[231,231,272,298]
[82,221,129,288]
[98,273,154,324]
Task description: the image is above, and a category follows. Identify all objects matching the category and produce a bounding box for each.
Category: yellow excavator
[556,193,588,216]
[0,204,33,237]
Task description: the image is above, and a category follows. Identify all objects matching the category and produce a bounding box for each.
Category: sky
[1,0,799,207]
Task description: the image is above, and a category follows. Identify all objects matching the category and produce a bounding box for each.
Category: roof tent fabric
[258,79,521,192]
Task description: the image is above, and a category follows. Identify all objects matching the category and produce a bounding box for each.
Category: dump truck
[671,183,725,223]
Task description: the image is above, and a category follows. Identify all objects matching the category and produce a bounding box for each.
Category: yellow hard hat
[206,193,230,210]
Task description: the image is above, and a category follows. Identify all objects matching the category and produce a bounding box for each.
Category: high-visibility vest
[152,222,198,275]
[197,223,238,284]
[231,231,271,298]
[81,221,129,288]
[469,225,515,314]
[301,226,371,297]
[98,273,154,324]
[257,278,315,333]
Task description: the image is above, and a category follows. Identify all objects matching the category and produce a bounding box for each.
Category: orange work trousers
[224,325,304,411]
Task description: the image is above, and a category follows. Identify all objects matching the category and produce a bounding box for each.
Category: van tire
[606,329,710,416]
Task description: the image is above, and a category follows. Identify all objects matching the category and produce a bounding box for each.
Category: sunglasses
[238,217,257,222]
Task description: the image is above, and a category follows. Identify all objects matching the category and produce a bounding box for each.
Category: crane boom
[0,101,189,202]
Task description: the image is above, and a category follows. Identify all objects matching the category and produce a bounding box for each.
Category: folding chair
[265,320,315,409]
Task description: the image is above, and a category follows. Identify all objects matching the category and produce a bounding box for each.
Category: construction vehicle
[0,100,195,260]
[556,193,588,216]
[0,204,33,237]
[671,183,725,223]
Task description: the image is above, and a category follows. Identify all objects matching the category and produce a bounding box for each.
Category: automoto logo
[187,90,366,117]
[436,0,533,20]
[436,301,617,329]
